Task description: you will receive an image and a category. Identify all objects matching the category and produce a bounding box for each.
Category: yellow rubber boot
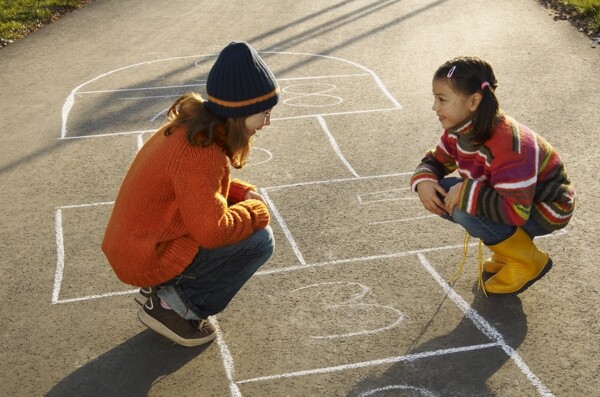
[483,253,507,274]
[484,227,552,294]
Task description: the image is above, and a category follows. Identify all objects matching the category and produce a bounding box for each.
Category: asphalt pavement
[1,0,599,396]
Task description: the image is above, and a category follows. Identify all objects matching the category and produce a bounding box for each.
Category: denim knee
[450,207,515,244]
[450,207,470,226]
[439,177,463,191]
[250,225,275,257]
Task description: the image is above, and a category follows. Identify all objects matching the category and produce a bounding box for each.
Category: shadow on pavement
[349,286,527,396]
[2,0,449,177]
[45,330,211,397]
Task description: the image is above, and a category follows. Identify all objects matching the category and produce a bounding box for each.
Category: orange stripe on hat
[208,87,280,108]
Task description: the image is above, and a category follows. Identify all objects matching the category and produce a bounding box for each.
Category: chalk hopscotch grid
[51,174,564,397]
[52,52,556,396]
[52,51,405,303]
[51,172,469,303]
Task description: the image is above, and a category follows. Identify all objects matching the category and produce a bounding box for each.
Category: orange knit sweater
[102,127,270,287]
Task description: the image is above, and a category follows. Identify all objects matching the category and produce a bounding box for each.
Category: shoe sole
[137,307,217,347]
[487,259,553,296]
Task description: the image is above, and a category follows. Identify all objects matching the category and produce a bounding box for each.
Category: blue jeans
[157,226,274,320]
[438,177,550,245]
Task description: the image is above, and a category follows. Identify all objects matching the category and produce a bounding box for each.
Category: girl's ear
[468,93,483,112]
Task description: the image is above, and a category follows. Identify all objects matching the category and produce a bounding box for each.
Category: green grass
[0,0,88,41]
[559,0,600,30]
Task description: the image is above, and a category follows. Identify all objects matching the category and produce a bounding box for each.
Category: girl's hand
[416,181,447,215]
[245,190,267,205]
[444,182,463,215]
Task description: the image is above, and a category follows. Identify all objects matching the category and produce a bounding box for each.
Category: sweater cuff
[244,199,270,229]
[458,179,481,215]
[228,179,256,203]
[410,176,438,193]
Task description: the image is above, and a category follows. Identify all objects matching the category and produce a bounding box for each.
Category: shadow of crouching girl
[45,330,213,397]
[349,286,527,396]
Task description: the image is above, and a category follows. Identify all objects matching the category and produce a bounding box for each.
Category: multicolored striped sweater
[410,113,575,231]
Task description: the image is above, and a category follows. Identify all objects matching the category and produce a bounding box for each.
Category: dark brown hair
[162,92,252,169]
[434,56,499,142]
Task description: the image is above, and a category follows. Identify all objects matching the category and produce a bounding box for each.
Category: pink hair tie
[481,81,491,90]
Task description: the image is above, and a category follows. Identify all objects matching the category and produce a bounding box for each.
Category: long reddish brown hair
[162,92,252,169]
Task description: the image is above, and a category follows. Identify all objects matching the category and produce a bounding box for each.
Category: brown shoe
[137,296,217,347]
[134,286,158,306]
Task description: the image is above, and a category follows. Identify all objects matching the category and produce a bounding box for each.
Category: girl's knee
[439,177,463,191]
[251,226,275,255]
[450,208,470,225]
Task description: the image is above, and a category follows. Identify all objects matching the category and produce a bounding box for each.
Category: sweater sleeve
[456,178,529,225]
[171,145,269,249]
[457,127,538,226]
[410,133,458,192]
[228,178,256,203]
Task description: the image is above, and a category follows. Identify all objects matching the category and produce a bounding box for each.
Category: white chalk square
[261,174,456,268]
[54,203,125,303]
[219,256,493,386]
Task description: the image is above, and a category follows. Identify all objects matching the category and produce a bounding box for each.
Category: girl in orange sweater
[102,42,278,347]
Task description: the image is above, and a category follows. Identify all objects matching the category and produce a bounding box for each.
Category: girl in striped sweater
[410,56,575,295]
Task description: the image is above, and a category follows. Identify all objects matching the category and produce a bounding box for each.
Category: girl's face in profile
[245,109,272,136]
[432,79,479,130]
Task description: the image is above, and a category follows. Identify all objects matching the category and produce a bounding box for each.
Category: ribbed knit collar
[448,118,474,135]
[447,111,505,136]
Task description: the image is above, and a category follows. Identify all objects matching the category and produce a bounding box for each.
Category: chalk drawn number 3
[291,281,404,340]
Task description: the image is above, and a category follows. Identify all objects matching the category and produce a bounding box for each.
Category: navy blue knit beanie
[205,42,279,118]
